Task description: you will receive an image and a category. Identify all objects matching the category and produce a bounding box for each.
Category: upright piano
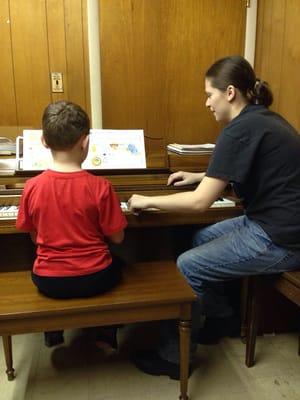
[0,159,242,273]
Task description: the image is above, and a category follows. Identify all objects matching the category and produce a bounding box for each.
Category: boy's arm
[108,229,125,244]
[99,180,127,244]
[30,231,37,244]
[16,183,36,234]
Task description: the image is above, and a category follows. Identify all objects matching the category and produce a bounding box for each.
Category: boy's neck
[51,151,83,172]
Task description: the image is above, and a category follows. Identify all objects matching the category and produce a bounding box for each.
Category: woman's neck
[229,99,249,122]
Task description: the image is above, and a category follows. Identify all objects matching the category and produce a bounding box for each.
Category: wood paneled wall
[255,0,300,132]
[99,0,246,147]
[0,0,90,128]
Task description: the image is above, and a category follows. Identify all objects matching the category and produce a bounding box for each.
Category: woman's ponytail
[250,79,273,107]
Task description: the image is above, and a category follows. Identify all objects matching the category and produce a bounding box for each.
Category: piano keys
[120,198,236,211]
[0,169,242,233]
[0,198,236,220]
[0,205,18,219]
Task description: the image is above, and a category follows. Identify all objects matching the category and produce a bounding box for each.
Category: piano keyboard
[0,205,19,219]
[0,198,236,220]
[210,198,236,208]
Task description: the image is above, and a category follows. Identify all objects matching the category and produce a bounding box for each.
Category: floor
[0,324,299,400]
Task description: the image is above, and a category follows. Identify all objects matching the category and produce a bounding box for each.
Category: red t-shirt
[16,170,127,277]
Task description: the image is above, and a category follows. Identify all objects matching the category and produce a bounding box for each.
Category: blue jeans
[158,215,300,363]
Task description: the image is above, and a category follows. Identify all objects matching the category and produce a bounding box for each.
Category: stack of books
[167,143,215,155]
[0,137,16,155]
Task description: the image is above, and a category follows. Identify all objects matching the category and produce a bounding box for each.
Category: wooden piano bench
[245,270,300,367]
[0,261,196,400]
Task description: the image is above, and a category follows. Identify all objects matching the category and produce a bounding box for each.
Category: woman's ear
[41,134,49,148]
[226,85,236,102]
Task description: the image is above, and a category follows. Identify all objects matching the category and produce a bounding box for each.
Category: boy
[17,100,127,347]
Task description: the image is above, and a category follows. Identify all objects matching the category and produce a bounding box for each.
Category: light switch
[51,72,64,93]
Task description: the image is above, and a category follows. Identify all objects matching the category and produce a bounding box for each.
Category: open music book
[82,129,146,169]
[17,129,146,171]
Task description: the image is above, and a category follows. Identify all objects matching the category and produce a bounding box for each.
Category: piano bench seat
[0,261,196,400]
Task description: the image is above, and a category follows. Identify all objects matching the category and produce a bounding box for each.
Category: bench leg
[2,335,15,380]
[245,277,259,367]
[179,319,191,400]
[240,277,250,342]
[298,323,300,356]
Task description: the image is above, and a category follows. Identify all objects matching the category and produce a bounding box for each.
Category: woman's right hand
[167,171,204,186]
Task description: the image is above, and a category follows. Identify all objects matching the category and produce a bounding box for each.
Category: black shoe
[95,327,118,351]
[132,350,192,380]
[197,315,241,345]
[44,331,64,347]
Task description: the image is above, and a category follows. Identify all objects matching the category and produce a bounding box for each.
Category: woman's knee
[192,230,202,247]
[176,252,191,276]
[192,228,212,247]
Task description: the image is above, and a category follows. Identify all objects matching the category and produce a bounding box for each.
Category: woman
[128,55,300,379]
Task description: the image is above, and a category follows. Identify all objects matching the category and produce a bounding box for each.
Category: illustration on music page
[21,130,53,170]
[82,129,146,169]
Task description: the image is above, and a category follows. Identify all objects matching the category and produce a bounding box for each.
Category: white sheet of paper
[82,129,146,169]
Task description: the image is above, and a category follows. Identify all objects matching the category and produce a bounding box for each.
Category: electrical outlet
[51,72,64,93]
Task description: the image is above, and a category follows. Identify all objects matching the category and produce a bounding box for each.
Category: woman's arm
[128,176,228,213]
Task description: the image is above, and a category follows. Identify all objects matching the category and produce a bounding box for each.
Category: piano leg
[179,319,191,400]
[2,334,15,380]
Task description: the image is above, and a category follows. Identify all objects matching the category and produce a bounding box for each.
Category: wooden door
[255,0,300,132]
[99,0,247,167]
[0,0,89,128]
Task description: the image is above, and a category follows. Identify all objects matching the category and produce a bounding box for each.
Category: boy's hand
[127,194,150,215]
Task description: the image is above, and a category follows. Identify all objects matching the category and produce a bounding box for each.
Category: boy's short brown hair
[42,101,90,151]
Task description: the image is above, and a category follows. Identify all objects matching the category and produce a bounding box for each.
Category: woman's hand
[127,194,150,215]
[167,171,204,186]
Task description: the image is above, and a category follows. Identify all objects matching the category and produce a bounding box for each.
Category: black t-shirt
[206,104,300,250]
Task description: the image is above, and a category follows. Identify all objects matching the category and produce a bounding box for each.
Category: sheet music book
[17,129,146,171]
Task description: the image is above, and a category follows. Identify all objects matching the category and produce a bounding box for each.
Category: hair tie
[254,78,261,90]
